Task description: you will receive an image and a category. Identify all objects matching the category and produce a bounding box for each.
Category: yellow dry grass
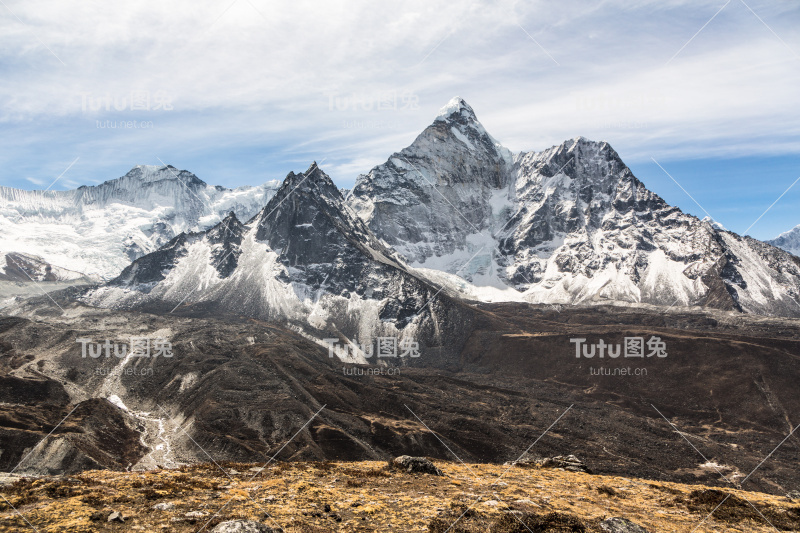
[1,461,797,532]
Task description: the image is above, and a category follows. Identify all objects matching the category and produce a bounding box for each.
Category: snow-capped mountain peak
[0,166,280,279]
[432,97,511,165]
[269,162,340,202]
[0,165,278,279]
[347,99,800,317]
[701,216,726,231]
[435,96,476,121]
[115,164,200,186]
[347,97,516,274]
[768,224,800,257]
[9,97,800,321]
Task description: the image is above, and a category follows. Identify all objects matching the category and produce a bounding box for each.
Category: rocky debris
[542,455,592,474]
[600,517,651,532]
[152,501,175,510]
[516,454,592,474]
[787,490,800,501]
[107,510,124,522]
[390,455,443,476]
[510,498,540,510]
[210,520,278,533]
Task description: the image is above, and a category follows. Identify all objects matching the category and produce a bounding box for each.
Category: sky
[0,0,798,240]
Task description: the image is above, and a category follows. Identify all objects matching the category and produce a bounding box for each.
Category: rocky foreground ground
[1,459,799,532]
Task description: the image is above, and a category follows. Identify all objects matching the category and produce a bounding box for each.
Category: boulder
[390,455,443,476]
[600,517,651,533]
[152,502,175,511]
[536,454,592,474]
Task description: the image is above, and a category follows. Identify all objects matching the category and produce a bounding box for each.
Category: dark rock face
[252,163,409,298]
[206,211,246,278]
[111,208,243,287]
[111,232,194,287]
[348,97,512,263]
[390,455,443,476]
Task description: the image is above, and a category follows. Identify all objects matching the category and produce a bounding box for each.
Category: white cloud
[0,0,798,189]
[24,176,46,186]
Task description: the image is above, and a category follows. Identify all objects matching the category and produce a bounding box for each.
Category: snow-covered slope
[0,251,86,282]
[768,224,800,257]
[85,164,472,356]
[349,98,800,317]
[0,165,279,280]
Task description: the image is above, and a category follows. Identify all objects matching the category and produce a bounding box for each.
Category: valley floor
[1,461,798,532]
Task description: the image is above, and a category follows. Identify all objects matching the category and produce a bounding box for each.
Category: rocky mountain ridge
[348,97,800,318]
[86,164,472,360]
[0,165,280,279]
[4,97,799,319]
